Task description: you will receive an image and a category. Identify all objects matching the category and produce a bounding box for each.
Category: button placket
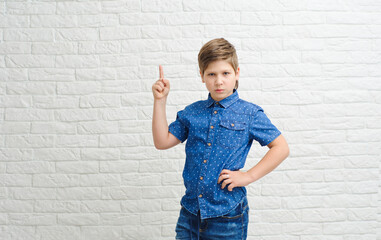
[198,106,220,211]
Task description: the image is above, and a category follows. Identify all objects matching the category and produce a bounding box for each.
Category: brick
[56,28,99,41]
[81,148,120,161]
[242,12,282,25]
[0,200,34,212]
[121,39,161,53]
[242,38,282,51]
[100,108,137,120]
[32,42,77,55]
[80,95,120,108]
[80,200,121,213]
[183,0,226,11]
[0,95,32,108]
[323,222,377,235]
[283,12,325,25]
[4,29,53,42]
[161,13,200,25]
[80,174,121,187]
[100,26,140,40]
[0,149,33,161]
[120,13,159,25]
[262,51,300,64]
[36,226,81,240]
[78,121,119,134]
[57,2,100,15]
[6,55,55,68]
[29,68,75,81]
[139,159,179,173]
[7,161,55,174]
[103,187,141,200]
[55,135,99,148]
[101,0,140,13]
[100,160,139,173]
[79,41,120,54]
[7,2,56,14]
[55,109,98,122]
[81,226,121,240]
[31,122,76,134]
[31,15,77,27]
[200,12,240,25]
[33,174,80,188]
[6,82,56,95]
[3,174,32,187]
[57,82,101,95]
[58,214,99,226]
[56,162,99,174]
[0,42,30,54]
[56,187,101,200]
[0,15,28,27]
[99,54,139,67]
[55,55,99,68]
[8,213,56,225]
[141,26,181,39]
[142,0,182,12]
[257,210,300,223]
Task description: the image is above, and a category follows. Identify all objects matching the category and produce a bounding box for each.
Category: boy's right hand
[152,65,170,100]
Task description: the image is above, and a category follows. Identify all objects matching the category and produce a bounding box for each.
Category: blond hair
[198,38,239,89]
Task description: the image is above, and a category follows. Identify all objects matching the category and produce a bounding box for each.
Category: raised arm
[152,65,181,150]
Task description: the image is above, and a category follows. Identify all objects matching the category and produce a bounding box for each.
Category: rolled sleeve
[249,108,281,146]
[168,110,188,143]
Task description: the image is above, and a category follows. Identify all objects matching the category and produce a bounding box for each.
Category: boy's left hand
[218,169,252,191]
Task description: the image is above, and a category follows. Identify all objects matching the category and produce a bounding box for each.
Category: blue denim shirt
[168,90,281,219]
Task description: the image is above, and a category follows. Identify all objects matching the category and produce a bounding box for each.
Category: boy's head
[198,38,239,90]
[198,38,240,101]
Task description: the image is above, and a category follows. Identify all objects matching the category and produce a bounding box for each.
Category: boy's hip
[180,186,247,219]
[176,196,249,240]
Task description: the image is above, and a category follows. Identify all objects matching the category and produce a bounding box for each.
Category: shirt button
[199,194,203,198]
[207,143,211,146]
[210,126,214,129]
[231,123,235,127]
[203,160,207,163]
[214,111,217,114]
[200,176,203,180]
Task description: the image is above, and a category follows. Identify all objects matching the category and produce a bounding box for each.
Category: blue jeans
[175,197,249,240]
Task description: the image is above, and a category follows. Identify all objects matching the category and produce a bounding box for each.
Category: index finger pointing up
[159,65,164,80]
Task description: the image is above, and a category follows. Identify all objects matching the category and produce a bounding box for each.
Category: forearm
[247,144,289,183]
[152,98,170,149]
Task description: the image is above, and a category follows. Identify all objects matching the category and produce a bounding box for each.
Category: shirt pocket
[217,120,246,148]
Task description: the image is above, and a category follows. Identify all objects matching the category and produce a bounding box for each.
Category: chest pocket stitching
[217,120,246,148]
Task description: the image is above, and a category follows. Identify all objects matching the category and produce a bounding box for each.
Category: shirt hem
[182,193,247,220]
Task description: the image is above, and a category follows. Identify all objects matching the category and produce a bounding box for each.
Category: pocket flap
[219,120,246,131]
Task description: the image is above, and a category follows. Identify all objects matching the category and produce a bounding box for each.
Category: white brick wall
[0,0,380,239]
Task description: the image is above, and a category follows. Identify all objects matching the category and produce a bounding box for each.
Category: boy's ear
[236,67,240,80]
[200,70,205,83]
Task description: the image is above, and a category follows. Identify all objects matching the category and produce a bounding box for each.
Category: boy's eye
[224,72,230,75]
[208,73,215,76]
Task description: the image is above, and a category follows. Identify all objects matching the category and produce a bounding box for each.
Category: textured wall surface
[0,0,380,239]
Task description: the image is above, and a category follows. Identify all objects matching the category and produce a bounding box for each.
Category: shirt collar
[206,89,239,108]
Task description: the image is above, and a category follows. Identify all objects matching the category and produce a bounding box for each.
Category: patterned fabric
[169,89,281,219]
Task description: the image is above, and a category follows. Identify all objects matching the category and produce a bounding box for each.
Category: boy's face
[201,60,240,102]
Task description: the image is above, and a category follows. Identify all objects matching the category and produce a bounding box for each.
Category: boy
[152,38,289,239]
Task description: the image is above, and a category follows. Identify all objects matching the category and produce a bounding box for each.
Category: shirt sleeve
[249,107,281,147]
[168,109,188,143]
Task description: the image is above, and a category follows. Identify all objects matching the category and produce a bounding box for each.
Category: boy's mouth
[215,89,224,93]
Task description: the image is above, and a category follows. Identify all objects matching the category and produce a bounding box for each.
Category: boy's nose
[215,76,223,85]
